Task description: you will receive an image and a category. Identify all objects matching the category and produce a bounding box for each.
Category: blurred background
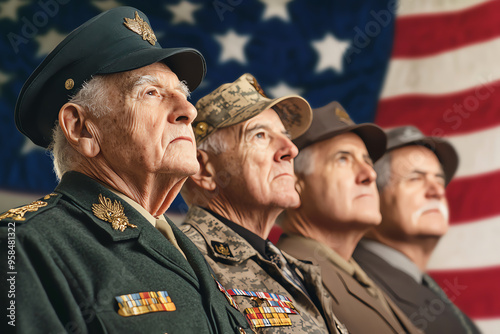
[1,0,499,331]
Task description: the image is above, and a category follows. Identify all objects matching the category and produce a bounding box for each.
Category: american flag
[0,0,497,331]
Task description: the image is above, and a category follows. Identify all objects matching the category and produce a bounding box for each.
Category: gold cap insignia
[251,78,268,98]
[194,121,208,137]
[124,11,157,46]
[335,107,352,124]
[211,241,233,257]
[92,194,137,232]
[65,79,74,90]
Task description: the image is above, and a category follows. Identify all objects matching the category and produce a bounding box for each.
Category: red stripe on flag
[447,170,500,224]
[429,265,500,319]
[375,80,500,136]
[392,0,500,58]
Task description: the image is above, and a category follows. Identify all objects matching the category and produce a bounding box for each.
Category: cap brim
[98,47,206,92]
[210,95,312,141]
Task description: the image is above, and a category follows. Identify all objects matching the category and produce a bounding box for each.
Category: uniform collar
[55,171,146,241]
[359,239,423,283]
[183,206,259,262]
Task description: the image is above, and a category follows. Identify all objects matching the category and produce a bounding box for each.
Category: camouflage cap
[193,73,312,144]
[293,101,387,162]
[385,126,459,186]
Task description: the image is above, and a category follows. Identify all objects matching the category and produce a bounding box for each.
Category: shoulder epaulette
[0,193,60,224]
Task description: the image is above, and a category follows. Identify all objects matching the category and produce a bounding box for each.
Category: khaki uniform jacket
[0,172,251,334]
[278,234,423,334]
[181,206,334,334]
[353,243,481,334]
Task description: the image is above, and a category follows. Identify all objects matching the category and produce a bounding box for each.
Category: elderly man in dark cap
[180,74,340,333]
[353,126,480,334]
[0,7,252,334]
[278,102,423,333]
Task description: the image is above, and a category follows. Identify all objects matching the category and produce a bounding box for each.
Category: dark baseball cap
[293,101,387,162]
[385,126,459,185]
[15,6,206,148]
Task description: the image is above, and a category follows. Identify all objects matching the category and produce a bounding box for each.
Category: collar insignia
[92,194,137,232]
[212,241,233,257]
[124,11,157,46]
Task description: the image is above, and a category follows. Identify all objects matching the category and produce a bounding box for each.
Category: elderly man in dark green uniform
[180,74,344,333]
[0,7,251,334]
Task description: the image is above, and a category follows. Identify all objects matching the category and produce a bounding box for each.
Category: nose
[167,95,197,125]
[274,135,298,162]
[426,177,445,199]
[356,161,377,185]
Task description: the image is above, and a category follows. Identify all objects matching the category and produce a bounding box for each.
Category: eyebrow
[129,75,191,98]
[246,124,291,139]
[410,169,446,179]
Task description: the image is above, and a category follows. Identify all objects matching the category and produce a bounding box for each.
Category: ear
[59,103,100,158]
[190,150,217,191]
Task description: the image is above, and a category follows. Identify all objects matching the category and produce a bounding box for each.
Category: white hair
[49,75,111,180]
[374,152,392,192]
[293,144,316,176]
[197,128,230,155]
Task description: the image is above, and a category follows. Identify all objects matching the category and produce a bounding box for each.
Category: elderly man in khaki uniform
[353,126,480,334]
[279,102,423,333]
[181,74,341,333]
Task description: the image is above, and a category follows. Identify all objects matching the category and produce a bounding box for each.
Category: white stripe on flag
[397,0,491,17]
[381,37,500,98]
[447,125,500,178]
[428,215,500,270]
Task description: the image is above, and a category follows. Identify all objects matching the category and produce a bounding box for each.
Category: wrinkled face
[378,146,449,240]
[97,63,199,178]
[299,132,381,227]
[213,108,300,210]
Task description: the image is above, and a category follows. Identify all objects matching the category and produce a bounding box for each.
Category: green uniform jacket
[181,206,337,334]
[0,172,251,334]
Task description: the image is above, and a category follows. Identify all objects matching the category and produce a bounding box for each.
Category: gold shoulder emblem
[0,193,57,221]
[124,11,157,46]
[211,241,233,257]
[92,194,137,232]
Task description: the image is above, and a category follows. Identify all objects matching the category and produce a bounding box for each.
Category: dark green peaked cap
[15,6,206,148]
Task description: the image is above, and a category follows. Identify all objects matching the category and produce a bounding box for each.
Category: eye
[255,132,265,139]
[145,88,159,96]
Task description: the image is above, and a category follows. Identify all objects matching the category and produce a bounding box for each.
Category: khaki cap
[385,126,459,186]
[293,101,387,162]
[193,73,312,145]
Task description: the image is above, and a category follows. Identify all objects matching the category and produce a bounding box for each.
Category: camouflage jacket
[181,206,341,334]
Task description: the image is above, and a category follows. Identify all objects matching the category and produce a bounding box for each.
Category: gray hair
[197,128,230,155]
[294,144,316,176]
[374,152,392,192]
[49,75,111,180]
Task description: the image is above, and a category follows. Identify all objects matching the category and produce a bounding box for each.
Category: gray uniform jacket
[279,234,424,334]
[181,206,334,334]
[353,242,481,334]
[0,172,251,334]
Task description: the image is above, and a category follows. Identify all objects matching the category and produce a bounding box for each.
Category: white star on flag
[258,0,293,22]
[166,1,202,25]
[312,32,351,73]
[0,0,29,21]
[267,82,303,98]
[215,29,250,64]
[35,28,67,58]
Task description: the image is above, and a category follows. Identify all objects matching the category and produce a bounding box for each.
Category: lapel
[354,244,424,308]
[55,171,199,287]
[279,234,410,332]
[182,206,258,263]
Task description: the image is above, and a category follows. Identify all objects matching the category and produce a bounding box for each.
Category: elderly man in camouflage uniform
[181,74,340,333]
